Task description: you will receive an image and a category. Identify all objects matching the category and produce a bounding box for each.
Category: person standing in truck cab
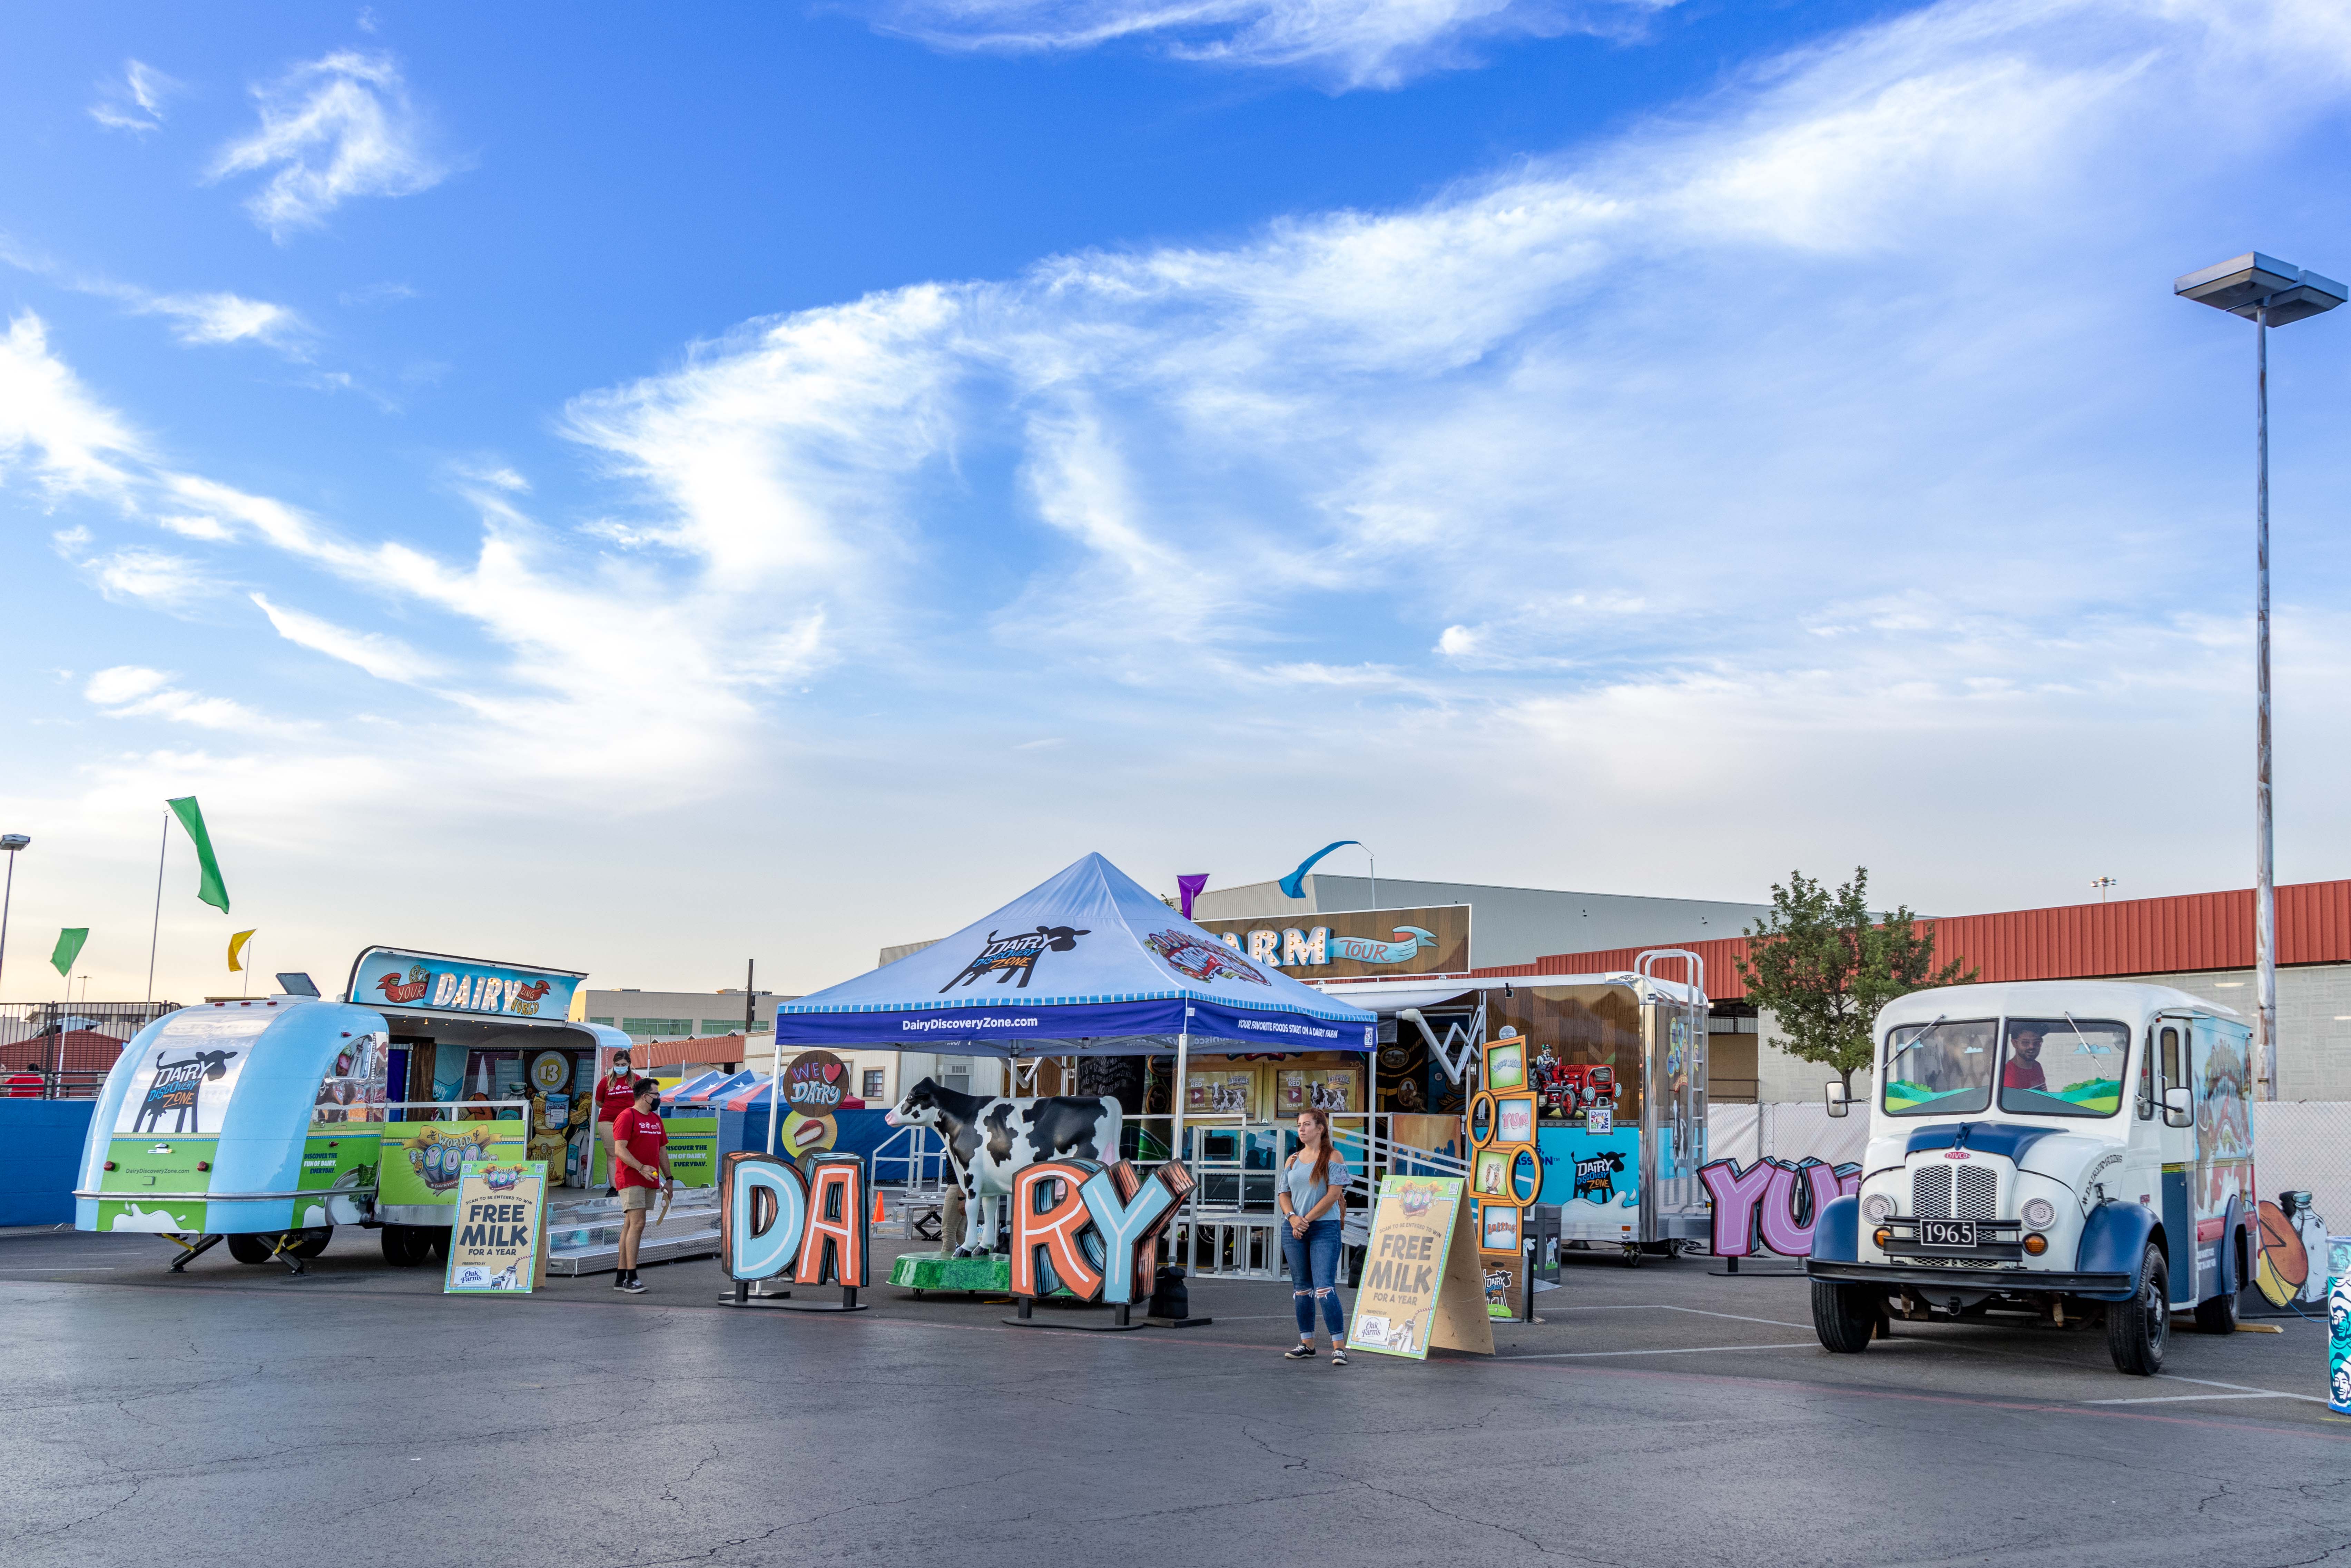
[2003,1025,2047,1092]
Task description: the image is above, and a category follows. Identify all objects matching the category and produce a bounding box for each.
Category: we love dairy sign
[783,1051,851,1113]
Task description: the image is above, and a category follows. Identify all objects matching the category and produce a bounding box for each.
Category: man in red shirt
[610,1077,672,1293]
[2003,1026,2048,1093]
[594,1051,639,1194]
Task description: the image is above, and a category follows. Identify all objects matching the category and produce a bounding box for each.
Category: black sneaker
[617,1274,646,1293]
[1330,1347,1349,1367]
[1283,1344,1316,1360]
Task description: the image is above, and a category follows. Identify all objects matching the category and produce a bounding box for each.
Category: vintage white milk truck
[1806,980,2258,1375]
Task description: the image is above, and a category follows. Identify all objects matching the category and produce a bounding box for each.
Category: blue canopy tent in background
[774,852,1378,1158]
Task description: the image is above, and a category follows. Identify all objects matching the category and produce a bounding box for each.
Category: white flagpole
[1172,1021,1190,1168]
[145,809,168,1004]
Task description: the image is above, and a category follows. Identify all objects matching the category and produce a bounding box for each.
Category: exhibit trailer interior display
[1805,979,2262,1377]
[75,947,646,1273]
[1315,951,1711,1263]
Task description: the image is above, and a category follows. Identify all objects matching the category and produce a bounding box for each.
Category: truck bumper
[1805,1260,2134,1298]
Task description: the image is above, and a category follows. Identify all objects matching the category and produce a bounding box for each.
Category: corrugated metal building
[1481,879,2351,1102]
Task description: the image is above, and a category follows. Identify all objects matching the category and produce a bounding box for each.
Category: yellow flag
[228,929,257,972]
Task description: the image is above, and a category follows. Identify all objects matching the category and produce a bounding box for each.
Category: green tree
[1735,867,1975,1097]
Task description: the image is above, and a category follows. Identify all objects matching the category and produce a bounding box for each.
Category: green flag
[166,796,230,913]
[51,928,88,978]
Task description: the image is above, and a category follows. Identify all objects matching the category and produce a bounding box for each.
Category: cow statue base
[885,1077,1124,1260]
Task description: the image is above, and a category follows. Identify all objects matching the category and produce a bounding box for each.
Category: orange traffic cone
[870,1188,887,1225]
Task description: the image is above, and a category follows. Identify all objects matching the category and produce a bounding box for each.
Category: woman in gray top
[1279,1107,1351,1364]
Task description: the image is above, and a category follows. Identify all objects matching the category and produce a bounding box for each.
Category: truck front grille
[1910,1163,1997,1220]
[1955,1165,1995,1220]
[1912,1166,1951,1217]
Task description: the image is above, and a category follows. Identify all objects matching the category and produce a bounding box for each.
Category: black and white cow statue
[885,1077,1123,1258]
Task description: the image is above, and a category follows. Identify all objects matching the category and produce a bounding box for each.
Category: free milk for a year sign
[445,1161,550,1294]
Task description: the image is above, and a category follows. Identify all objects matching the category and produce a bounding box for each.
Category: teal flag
[51,928,88,977]
[1279,841,1361,899]
[166,796,230,913]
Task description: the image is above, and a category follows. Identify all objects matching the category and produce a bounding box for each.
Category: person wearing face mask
[610,1077,673,1293]
[595,1050,640,1195]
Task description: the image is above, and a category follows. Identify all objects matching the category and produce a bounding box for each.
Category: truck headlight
[1862,1193,1894,1223]
[2021,1197,2057,1230]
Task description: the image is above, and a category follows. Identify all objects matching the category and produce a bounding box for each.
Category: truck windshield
[1998,1016,2128,1116]
[1881,1019,1996,1115]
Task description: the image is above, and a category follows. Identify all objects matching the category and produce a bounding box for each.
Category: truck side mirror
[1824,1081,1850,1119]
[2162,1086,2192,1128]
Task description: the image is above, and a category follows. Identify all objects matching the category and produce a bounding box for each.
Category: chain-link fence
[0,1003,176,1098]
[1711,1100,2351,1234]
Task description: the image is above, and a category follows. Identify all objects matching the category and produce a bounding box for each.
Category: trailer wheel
[381,1224,432,1267]
[1812,1281,1877,1353]
[425,1228,450,1263]
[2192,1285,2241,1335]
[2107,1243,2169,1375]
[225,1232,275,1265]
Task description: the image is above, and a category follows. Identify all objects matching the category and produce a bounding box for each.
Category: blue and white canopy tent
[775,852,1378,1154]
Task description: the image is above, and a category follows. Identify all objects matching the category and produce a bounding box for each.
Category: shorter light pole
[0,834,28,1002]
[2092,877,2116,903]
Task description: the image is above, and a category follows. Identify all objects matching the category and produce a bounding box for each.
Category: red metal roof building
[1480,878,2351,1101]
[1478,878,2351,998]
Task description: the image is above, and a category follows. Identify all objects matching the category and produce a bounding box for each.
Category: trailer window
[313,1032,388,1124]
[1998,1017,2127,1117]
[1882,1019,1996,1115]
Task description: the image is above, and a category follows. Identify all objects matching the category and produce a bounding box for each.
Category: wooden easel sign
[1348,1175,1494,1359]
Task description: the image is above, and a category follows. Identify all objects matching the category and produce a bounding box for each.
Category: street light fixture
[2175,253,2347,1101]
[0,834,27,1003]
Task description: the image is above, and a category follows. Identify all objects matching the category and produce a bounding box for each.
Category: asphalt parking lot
[3,1225,2347,1568]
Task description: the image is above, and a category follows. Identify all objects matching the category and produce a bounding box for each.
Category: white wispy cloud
[0,314,829,798]
[141,292,305,348]
[0,239,310,356]
[0,312,145,499]
[85,665,279,730]
[210,51,449,239]
[867,0,1675,87]
[249,591,445,683]
[88,59,178,133]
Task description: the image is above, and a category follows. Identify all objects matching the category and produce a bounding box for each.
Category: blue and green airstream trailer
[75,946,632,1272]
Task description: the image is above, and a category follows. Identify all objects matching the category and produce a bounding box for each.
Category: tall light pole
[0,834,27,1002]
[2175,253,2347,1101]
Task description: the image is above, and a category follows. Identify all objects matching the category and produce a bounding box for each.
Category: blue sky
[5,0,2351,1002]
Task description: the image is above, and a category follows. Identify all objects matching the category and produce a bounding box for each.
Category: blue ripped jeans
[1282,1216,1346,1341]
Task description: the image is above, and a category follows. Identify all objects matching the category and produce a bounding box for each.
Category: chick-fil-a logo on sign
[1702,1156,1861,1258]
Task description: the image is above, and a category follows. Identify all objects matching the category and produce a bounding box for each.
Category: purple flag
[1177,874,1209,920]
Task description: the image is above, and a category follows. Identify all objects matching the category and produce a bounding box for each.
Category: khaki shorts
[620,1185,658,1211]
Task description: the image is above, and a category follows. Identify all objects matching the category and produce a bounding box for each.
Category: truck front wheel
[1812,1281,1879,1353]
[2107,1243,2169,1375]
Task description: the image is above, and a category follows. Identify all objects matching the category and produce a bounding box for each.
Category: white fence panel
[1713,1101,2351,1233]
